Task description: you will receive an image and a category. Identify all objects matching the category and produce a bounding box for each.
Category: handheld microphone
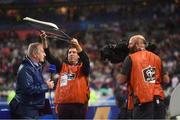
[49,64,57,81]
[48,64,56,105]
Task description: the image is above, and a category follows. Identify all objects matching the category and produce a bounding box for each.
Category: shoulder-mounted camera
[100,41,156,64]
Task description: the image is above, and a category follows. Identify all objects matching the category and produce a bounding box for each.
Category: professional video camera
[100,41,156,64]
[100,41,129,64]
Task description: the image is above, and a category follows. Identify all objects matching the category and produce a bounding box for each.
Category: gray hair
[27,42,42,57]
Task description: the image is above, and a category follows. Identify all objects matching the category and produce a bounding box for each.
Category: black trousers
[133,99,166,119]
[57,103,87,119]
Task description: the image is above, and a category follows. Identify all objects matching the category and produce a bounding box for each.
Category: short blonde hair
[129,35,146,44]
[27,42,42,57]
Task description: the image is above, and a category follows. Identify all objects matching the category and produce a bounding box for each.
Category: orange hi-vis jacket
[54,63,90,105]
[128,50,164,110]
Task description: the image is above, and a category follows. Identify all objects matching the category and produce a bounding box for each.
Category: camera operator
[117,35,170,119]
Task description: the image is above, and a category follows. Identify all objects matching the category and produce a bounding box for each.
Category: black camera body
[100,42,156,64]
[100,42,129,63]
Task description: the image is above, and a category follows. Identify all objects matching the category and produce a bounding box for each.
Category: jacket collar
[24,56,41,69]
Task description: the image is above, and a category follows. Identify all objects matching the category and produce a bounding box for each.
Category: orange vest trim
[128,50,164,109]
[54,63,90,104]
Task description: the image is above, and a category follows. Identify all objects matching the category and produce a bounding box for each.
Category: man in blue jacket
[9,42,54,119]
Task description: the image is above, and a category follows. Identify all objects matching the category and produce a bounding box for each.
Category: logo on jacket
[142,65,156,83]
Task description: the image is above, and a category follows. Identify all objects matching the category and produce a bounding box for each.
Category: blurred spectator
[0,2,179,118]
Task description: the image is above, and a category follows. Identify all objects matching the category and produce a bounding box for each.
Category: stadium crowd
[0,1,180,117]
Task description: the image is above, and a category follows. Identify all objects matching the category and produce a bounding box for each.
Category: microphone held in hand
[49,64,57,81]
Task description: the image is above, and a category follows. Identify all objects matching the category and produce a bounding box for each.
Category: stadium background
[0,0,180,119]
